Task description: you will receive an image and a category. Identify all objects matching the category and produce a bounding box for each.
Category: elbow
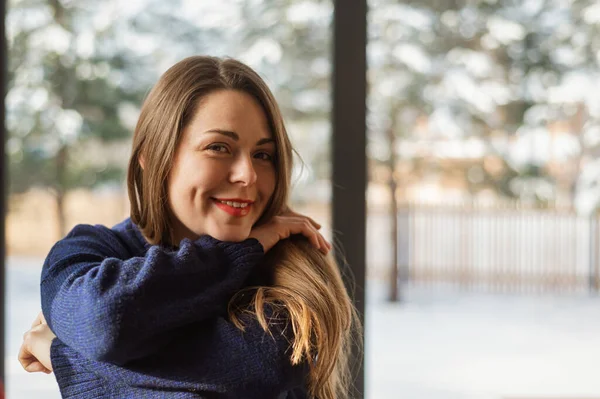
[44,307,130,364]
[49,303,152,365]
[78,326,130,365]
[78,317,161,365]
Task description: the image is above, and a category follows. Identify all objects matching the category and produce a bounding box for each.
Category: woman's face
[167,89,277,244]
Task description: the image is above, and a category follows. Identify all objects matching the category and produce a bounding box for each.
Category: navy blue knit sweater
[40,218,308,398]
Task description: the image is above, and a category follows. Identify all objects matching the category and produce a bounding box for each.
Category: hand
[18,311,56,373]
[250,210,332,254]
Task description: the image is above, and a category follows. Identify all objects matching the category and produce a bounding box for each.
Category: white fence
[384,205,600,294]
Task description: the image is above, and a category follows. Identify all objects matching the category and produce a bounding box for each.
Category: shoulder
[65,220,129,249]
[46,218,142,263]
[111,218,150,254]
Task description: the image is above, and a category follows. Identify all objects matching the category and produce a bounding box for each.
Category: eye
[206,143,230,154]
[254,151,274,162]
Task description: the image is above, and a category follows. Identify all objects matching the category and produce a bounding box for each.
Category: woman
[18,56,360,398]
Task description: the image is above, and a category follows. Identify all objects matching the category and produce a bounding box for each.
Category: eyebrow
[204,129,275,146]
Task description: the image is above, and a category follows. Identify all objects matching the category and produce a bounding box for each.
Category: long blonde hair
[127,56,361,398]
[230,238,361,398]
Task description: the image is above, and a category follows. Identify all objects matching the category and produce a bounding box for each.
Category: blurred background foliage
[368,0,600,212]
[7,0,333,240]
[6,0,600,241]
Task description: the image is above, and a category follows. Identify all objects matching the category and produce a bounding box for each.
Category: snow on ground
[5,257,600,399]
[366,281,600,398]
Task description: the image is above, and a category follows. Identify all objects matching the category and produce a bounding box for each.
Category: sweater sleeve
[105,308,309,396]
[40,223,264,366]
[49,308,309,397]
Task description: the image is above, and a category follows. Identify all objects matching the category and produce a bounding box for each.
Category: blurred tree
[369,0,600,207]
[7,0,149,237]
[368,0,600,300]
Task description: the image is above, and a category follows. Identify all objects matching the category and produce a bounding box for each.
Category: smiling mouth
[212,198,254,217]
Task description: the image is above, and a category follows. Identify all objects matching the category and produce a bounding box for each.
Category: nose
[229,154,257,186]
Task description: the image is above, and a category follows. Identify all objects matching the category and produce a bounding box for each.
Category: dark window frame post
[332,1,367,397]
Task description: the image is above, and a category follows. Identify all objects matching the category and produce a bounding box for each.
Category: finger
[31,313,42,329]
[24,361,50,373]
[18,347,34,370]
[303,216,321,230]
[27,363,50,374]
[301,222,322,250]
[286,219,320,249]
[285,211,321,230]
[31,311,47,328]
[318,234,330,254]
[18,356,33,370]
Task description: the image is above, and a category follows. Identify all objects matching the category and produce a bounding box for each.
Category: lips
[214,198,254,204]
[212,198,254,217]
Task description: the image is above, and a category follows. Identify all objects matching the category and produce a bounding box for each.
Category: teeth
[220,200,249,208]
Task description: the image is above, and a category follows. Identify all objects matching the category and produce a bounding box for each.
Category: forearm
[41,225,264,364]
[108,310,307,394]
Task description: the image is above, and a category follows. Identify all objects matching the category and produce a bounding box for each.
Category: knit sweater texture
[40,218,308,398]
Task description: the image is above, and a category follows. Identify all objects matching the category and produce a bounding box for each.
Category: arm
[41,224,264,365]
[62,308,309,396]
[145,309,307,394]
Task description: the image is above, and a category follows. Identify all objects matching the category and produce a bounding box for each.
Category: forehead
[186,89,272,140]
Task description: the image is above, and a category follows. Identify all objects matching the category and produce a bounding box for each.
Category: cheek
[167,154,192,193]
[171,157,226,193]
[259,168,277,200]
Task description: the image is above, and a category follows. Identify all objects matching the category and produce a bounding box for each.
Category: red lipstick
[213,198,254,217]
